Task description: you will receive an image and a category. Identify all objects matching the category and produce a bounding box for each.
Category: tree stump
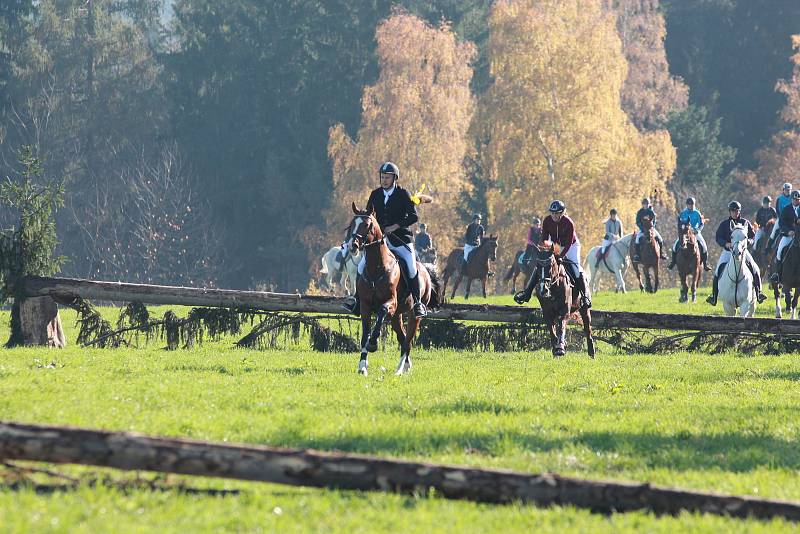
[7,296,66,348]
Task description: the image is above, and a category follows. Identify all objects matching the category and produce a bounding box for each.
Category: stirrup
[706,294,717,306]
[514,291,530,304]
[757,292,768,304]
[770,272,780,284]
[413,301,428,318]
[702,264,712,271]
[581,295,592,309]
[633,255,640,262]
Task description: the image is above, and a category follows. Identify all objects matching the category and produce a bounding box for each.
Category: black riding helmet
[728,201,742,211]
[792,190,800,200]
[473,213,482,221]
[379,161,399,180]
[763,195,773,204]
[549,200,566,213]
[686,196,696,205]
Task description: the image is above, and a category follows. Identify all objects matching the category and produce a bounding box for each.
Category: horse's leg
[511,270,518,293]
[358,310,372,375]
[581,308,595,359]
[465,278,472,300]
[785,287,793,319]
[654,266,660,293]
[633,263,644,292]
[775,284,783,319]
[367,305,388,353]
[482,276,487,298]
[450,271,463,299]
[396,315,421,375]
[391,313,406,348]
[554,317,567,357]
[793,289,800,320]
[679,273,687,302]
[615,268,626,293]
[722,299,736,317]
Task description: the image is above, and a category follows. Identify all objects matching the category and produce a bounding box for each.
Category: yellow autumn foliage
[325,11,476,255]
[478,0,676,258]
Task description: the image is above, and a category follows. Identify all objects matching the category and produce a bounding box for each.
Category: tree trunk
[1,420,800,521]
[6,296,65,348]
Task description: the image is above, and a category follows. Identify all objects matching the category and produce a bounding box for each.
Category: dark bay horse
[630,216,660,293]
[442,236,499,299]
[676,221,701,303]
[530,243,595,358]
[753,218,776,277]
[504,250,534,293]
[775,232,800,319]
[349,203,442,376]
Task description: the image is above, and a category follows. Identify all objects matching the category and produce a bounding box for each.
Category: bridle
[350,215,397,289]
[727,231,747,307]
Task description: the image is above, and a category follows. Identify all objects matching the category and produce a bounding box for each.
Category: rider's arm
[397,190,418,228]
[559,219,575,256]
[715,222,728,248]
[695,212,704,232]
[617,220,623,237]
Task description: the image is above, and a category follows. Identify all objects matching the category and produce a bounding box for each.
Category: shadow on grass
[0,480,241,497]
[384,397,526,417]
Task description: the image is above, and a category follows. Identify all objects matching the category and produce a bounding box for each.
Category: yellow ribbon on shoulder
[411,184,427,205]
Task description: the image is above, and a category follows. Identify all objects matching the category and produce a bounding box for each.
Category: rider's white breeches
[463,243,476,261]
[715,249,731,269]
[636,230,663,243]
[600,238,613,251]
[770,223,781,240]
[563,242,582,278]
[357,241,418,278]
[777,235,793,261]
[671,232,707,253]
[754,229,764,246]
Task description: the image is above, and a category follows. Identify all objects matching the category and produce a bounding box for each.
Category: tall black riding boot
[594,248,605,269]
[746,257,768,303]
[574,273,592,308]
[667,249,677,270]
[460,256,468,274]
[771,258,783,284]
[409,273,427,317]
[706,274,719,306]
[656,236,668,259]
[700,248,711,271]
[633,241,642,262]
[514,270,540,304]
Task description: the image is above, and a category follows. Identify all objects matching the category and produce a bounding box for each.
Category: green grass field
[1,289,799,532]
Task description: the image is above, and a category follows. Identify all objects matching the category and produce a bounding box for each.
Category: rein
[726,242,747,308]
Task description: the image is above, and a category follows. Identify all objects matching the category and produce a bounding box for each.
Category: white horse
[718,224,756,318]
[584,234,633,293]
[320,246,360,295]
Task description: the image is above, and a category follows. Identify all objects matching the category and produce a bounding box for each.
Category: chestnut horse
[530,243,595,358]
[349,204,442,376]
[630,215,661,293]
[441,236,499,299]
[676,221,701,303]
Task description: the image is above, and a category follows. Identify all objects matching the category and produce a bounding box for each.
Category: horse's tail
[504,251,522,281]
[426,264,445,309]
[320,254,329,275]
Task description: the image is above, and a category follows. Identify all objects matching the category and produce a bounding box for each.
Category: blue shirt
[678,208,704,232]
[777,194,792,214]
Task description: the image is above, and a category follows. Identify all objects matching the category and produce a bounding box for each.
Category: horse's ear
[352,202,359,215]
[729,220,735,231]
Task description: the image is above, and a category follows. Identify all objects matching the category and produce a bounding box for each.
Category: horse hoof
[357,359,368,376]
[552,348,565,357]
[367,341,378,353]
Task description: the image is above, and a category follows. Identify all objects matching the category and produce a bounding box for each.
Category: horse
[348,203,443,376]
[441,236,499,299]
[718,224,756,318]
[320,246,360,295]
[675,221,701,303]
[584,234,633,294]
[504,250,535,293]
[630,216,661,293]
[417,246,437,265]
[774,231,800,319]
[752,218,776,278]
[529,242,595,358]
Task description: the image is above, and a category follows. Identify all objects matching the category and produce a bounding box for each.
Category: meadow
[1,288,799,532]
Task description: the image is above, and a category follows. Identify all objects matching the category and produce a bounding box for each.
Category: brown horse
[349,203,442,376]
[630,216,661,293]
[675,221,701,303]
[504,250,535,293]
[442,236,499,299]
[530,243,595,358]
[774,232,800,319]
[753,218,776,277]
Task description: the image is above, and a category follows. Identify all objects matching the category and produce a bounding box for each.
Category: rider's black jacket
[365,186,418,246]
[715,217,755,247]
[778,203,800,235]
[464,222,484,246]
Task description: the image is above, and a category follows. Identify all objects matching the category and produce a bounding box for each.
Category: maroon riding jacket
[541,214,577,255]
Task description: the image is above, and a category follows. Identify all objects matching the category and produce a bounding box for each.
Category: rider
[342,161,427,318]
[706,201,768,306]
[633,197,667,262]
[767,183,792,251]
[415,223,433,254]
[463,213,485,273]
[514,200,591,309]
[770,190,800,284]
[754,195,777,250]
[667,196,711,272]
[595,208,623,269]
[521,216,542,264]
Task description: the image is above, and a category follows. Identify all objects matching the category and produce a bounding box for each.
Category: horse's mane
[539,240,562,256]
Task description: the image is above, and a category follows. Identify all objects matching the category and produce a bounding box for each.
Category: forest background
[0,0,799,292]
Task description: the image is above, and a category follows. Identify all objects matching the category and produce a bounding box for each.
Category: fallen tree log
[1,420,799,521]
[13,275,800,336]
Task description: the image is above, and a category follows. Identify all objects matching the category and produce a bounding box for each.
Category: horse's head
[730,223,748,259]
[485,235,498,261]
[678,220,693,248]
[641,215,654,230]
[535,241,561,278]
[349,202,382,254]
